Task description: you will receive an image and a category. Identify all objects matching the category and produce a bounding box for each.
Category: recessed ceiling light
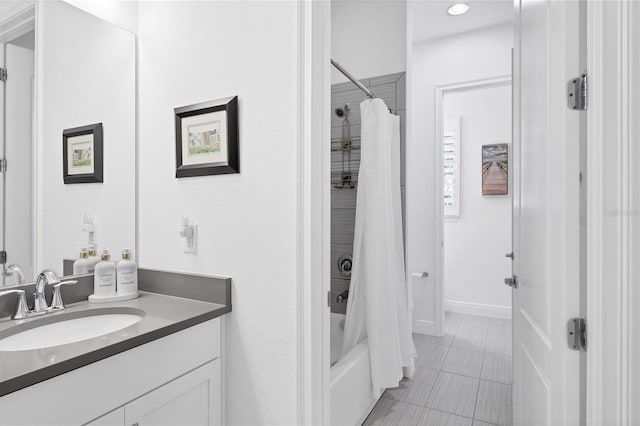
[447,3,469,16]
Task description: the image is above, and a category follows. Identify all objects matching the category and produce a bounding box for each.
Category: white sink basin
[0,310,144,351]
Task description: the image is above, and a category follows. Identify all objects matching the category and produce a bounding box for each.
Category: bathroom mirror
[0,1,136,286]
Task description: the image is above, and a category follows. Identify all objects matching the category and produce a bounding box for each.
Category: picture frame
[174,96,239,178]
[63,123,103,184]
[481,143,509,196]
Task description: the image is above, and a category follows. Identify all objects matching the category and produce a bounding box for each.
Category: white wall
[137,2,298,424]
[0,1,33,20]
[331,0,406,83]
[0,1,137,34]
[63,0,138,33]
[443,84,512,317]
[37,1,136,276]
[407,23,513,330]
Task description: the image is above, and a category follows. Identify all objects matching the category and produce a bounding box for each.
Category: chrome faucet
[33,270,60,314]
[0,270,79,320]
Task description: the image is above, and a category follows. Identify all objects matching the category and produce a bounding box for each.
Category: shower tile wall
[331,72,406,314]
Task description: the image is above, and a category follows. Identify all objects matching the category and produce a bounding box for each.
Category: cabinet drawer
[125,360,220,426]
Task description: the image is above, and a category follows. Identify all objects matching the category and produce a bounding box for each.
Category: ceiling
[411,0,513,43]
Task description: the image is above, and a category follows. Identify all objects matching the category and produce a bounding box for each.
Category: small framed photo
[63,123,103,184]
[175,96,239,178]
[481,143,509,196]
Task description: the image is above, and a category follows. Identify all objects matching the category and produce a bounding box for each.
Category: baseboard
[358,397,380,426]
[412,319,437,335]
[445,300,512,319]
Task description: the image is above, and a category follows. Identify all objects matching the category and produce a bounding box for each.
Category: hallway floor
[363,312,512,426]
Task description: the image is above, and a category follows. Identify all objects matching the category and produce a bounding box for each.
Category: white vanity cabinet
[125,360,219,426]
[0,317,224,426]
[88,360,220,426]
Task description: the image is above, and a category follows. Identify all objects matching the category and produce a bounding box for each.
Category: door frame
[297,0,640,424]
[586,0,640,424]
[0,5,35,285]
[298,0,640,423]
[296,0,331,424]
[433,75,512,335]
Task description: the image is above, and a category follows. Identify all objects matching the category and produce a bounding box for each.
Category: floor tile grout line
[381,394,480,423]
[387,379,478,422]
[433,368,512,386]
[428,406,476,422]
[479,349,487,384]
[421,368,442,411]
[472,317,491,424]
[424,370,480,419]
[473,421,501,426]
[471,374,482,424]
[481,316,490,352]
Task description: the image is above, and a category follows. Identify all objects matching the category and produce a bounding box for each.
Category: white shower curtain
[341,98,416,398]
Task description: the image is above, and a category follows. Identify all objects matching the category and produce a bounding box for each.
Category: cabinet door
[124,359,220,426]
[85,408,125,426]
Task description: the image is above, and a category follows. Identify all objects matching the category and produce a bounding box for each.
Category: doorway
[440,79,513,324]
[300,0,590,424]
[0,11,35,286]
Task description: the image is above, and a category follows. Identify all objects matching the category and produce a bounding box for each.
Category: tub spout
[337,290,349,303]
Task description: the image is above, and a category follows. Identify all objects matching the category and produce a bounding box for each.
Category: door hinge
[0,159,7,174]
[327,290,331,308]
[0,251,6,264]
[567,73,588,110]
[504,275,518,289]
[0,68,6,82]
[567,317,586,350]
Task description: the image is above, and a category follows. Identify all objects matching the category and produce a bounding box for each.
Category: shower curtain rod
[331,58,377,99]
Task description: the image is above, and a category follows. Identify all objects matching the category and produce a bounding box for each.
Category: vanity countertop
[0,291,230,397]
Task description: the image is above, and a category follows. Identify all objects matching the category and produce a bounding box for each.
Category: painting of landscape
[482,144,508,196]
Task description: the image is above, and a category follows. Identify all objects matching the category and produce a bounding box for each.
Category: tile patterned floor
[363,313,512,426]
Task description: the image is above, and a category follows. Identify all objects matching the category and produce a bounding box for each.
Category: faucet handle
[0,289,29,320]
[49,280,78,311]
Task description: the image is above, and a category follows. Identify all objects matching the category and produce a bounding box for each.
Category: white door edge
[296,1,331,424]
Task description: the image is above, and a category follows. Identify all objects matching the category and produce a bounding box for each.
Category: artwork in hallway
[481,143,509,196]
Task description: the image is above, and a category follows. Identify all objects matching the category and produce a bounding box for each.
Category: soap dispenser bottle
[73,247,92,275]
[117,248,138,298]
[87,244,101,271]
[93,249,116,298]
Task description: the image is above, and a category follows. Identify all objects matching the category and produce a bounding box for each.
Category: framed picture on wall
[63,123,103,184]
[174,96,239,178]
[481,143,509,196]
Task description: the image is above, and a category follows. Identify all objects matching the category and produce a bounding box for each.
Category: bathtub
[330,313,378,426]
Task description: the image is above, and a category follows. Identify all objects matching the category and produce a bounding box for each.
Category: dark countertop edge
[0,304,231,398]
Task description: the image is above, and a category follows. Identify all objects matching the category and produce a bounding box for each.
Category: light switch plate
[184,223,197,253]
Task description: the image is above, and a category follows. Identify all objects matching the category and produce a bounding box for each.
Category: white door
[5,42,34,281]
[512,1,583,425]
[0,43,5,282]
